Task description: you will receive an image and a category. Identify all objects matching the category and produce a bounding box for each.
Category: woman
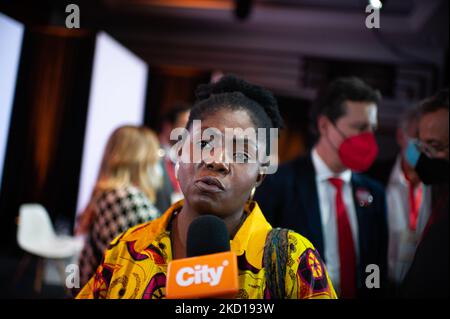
[76,75,337,299]
[75,125,162,290]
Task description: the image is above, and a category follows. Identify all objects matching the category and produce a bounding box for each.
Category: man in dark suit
[256,77,388,298]
[400,89,449,298]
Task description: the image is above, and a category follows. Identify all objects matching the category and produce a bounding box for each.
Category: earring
[174,161,180,180]
[249,186,256,202]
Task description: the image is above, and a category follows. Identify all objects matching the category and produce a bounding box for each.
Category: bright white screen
[0,13,24,193]
[76,32,148,215]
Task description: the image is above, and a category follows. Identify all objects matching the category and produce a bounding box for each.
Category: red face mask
[337,132,378,172]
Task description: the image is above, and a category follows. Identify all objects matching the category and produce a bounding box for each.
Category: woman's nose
[203,148,230,174]
[205,160,230,174]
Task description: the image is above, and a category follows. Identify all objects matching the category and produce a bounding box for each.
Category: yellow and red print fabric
[76,200,337,299]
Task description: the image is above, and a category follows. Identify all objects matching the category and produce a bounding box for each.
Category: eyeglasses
[411,139,449,158]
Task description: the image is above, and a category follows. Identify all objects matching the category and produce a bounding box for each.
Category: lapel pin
[355,188,373,207]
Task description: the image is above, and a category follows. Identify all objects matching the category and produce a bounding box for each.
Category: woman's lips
[194,176,225,193]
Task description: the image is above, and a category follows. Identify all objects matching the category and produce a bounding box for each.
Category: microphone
[166,215,239,299]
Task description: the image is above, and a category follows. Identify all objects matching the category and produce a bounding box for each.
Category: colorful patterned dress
[76,200,337,299]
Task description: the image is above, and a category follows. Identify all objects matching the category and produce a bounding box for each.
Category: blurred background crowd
[0,0,448,298]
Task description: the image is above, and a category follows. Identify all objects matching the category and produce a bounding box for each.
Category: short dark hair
[399,107,420,133]
[418,89,449,117]
[186,75,284,149]
[310,77,381,136]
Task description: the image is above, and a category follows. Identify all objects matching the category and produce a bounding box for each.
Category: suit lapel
[351,174,367,274]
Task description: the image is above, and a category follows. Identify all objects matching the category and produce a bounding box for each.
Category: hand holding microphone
[166,215,239,299]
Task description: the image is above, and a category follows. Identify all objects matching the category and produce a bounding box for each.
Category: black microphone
[187,215,230,257]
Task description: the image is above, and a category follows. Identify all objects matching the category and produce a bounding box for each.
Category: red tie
[404,177,423,231]
[329,177,357,298]
[408,183,421,231]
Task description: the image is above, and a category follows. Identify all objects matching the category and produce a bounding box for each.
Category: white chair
[15,203,84,294]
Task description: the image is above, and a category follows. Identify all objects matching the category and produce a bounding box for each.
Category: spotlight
[369,0,383,10]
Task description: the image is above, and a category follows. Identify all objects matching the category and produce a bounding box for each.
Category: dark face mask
[405,139,449,185]
[414,153,449,185]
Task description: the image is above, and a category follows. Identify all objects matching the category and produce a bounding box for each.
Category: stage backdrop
[76,32,149,216]
[0,13,24,194]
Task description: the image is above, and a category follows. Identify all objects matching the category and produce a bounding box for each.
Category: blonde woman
[75,125,162,290]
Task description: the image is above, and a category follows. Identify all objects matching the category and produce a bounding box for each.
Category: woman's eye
[234,152,249,162]
[199,141,211,149]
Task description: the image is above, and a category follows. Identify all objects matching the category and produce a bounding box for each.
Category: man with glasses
[401,89,449,298]
[386,108,432,291]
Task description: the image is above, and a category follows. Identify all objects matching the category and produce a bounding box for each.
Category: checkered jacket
[78,186,160,288]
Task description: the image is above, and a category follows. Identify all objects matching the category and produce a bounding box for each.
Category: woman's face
[177,108,262,218]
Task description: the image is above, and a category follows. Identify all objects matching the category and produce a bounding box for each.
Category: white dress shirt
[311,148,360,296]
[386,156,431,284]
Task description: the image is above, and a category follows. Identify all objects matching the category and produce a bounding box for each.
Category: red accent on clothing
[403,169,423,231]
[407,182,423,231]
[329,177,357,298]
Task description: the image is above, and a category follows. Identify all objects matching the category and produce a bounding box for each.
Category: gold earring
[249,186,256,202]
[174,162,179,179]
